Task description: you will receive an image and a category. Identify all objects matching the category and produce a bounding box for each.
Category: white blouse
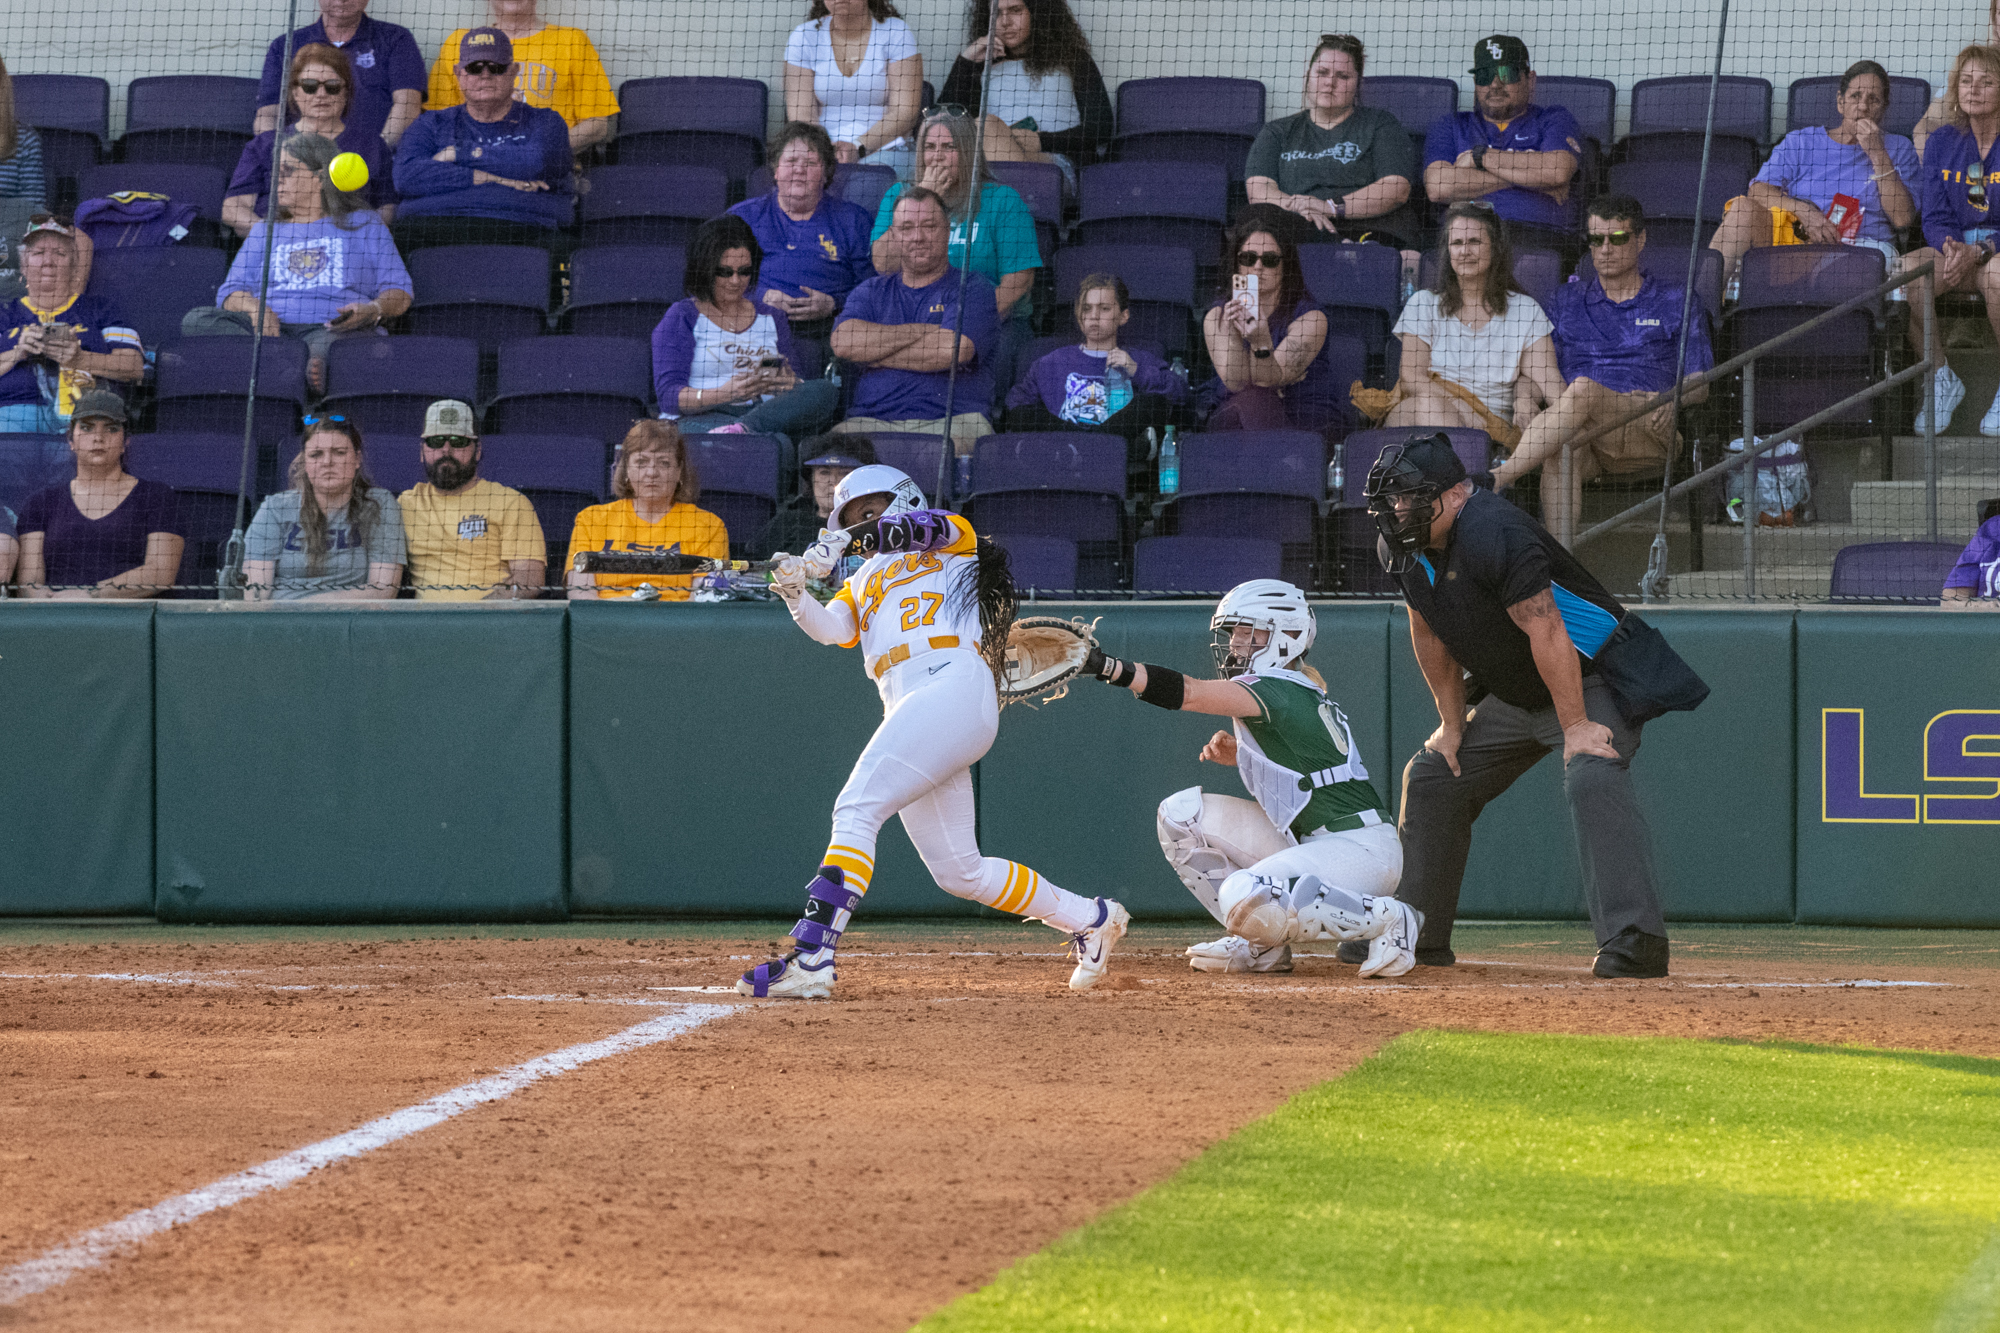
[1392,289,1553,421]
[679,310,781,413]
[785,17,919,145]
[981,61,1081,134]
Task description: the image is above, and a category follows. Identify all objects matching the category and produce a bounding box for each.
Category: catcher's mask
[833,464,926,529]
[1363,434,1467,563]
[1210,580,1315,678]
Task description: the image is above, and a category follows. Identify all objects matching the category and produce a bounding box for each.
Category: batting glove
[802,528,852,580]
[770,553,810,602]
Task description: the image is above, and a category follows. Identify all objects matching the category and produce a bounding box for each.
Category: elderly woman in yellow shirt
[565,419,729,600]
[426,0,618,153]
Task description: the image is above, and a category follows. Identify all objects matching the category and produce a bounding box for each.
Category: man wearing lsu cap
[398,398,547,599]
[1363,433,1704,980]
[425,0,617,155]
[392,28,575,251]
[750,433,875,559]
[1422,35,1585,254]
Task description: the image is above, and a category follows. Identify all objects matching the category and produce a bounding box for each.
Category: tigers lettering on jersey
[854,552,943,631]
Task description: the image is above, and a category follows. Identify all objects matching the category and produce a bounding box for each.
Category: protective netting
[0,0,1995,603]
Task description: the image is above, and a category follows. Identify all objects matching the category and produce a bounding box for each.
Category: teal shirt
[871,181,1040,320]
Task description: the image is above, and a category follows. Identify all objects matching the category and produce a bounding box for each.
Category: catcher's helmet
[1362,433,1467,561]
[833,464,927,529]
[1210,580,1315,678]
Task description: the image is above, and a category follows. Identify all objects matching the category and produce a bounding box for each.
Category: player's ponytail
[1298,662,1327,690]
[948,536,1018,688]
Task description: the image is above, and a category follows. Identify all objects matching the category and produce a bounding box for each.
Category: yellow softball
[327,152,370,193]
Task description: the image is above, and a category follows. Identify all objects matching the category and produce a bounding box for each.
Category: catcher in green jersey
[1081,579,1422,977]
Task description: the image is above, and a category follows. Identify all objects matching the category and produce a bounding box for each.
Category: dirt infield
[3,921,1997,1332]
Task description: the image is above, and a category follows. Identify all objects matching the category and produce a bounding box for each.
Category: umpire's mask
[1363,434,1466,567]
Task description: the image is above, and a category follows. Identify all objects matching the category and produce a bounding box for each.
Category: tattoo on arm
[1506,588,1559,627]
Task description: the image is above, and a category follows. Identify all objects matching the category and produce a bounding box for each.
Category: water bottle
[1159,425,1180,495]
[1103,359,1132,418]
[1326,442,1345,500]
[1169,355,1190,395]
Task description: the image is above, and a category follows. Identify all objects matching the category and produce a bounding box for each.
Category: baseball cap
[1398,432,1469,488]
[421,399,478,439]
[458,27,513,67]
[802,447,869,469]
[70,389,129,425]
[20,214,74,245]
[1470,35,1532,75]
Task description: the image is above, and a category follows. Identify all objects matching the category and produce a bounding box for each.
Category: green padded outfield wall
[1797,610,2000,927]
[0,604,155,914]
[152,604,567,923]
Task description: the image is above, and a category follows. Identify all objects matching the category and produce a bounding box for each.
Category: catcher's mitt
[999,616,1102,706]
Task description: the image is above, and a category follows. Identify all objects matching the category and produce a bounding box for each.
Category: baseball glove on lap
[999,616,1102,705]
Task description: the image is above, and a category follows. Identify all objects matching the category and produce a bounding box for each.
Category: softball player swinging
[1080,580,1421,977]
[737,464,1131,999]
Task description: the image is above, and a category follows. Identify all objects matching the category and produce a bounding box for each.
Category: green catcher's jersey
[1238,669,1389,838]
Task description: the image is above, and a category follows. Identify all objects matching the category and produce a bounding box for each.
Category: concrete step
[1889,436,2000,478]
[1849,477,2000,531]
[1671,566,1832,600]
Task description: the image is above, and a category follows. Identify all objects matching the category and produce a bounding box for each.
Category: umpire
[1362,434,1707,978]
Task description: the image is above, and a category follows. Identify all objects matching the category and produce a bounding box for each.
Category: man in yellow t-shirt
[426,0,618,152]
[399,399,548,600]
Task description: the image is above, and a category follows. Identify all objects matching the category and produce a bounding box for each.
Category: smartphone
[758,355,786,370]
[1231,272,1258,312]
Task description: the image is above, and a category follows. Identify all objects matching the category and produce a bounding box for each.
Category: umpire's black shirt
[1391,489,1627,711]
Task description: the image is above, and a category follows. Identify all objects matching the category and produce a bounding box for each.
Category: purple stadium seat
[404,245,550,353]
[615,77,768,184]
[83,245,228,348]
[989,160,1064,259]
[1358,76,1459,136]
[862,433,951,505]
[1168,429,1327,588]
[1828,542,1965,602]
[321,336,480,436]
[1728,244,1886,436]
[564,245,685,339]
[77,163,228,223]
[1111,77,1265,181]
[1299,243,1401,370]
[580,165,730,248]
[1052,242,1197,356]
[0,433,73,518]
[279,432,425,495]
[488,336,651,442]
[1787,76,1931,138]
[1535,76,1617,154]
[1075,162,1229,261]
[1608,159,1751,247]
[125,432,259,597]
[464,434,609,571]
[152,335,308,439]
[750,163,901,218]
[1629,76,1773,142]
[1337,428,1493,507]
[964,433,1128,589]
[1133,535,1282,595]
[686,433,782,503]
[14,74,109,141]
[992,533,1079,595]
[119,76,258,173]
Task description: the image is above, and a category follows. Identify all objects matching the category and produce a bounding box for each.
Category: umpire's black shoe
[1593,927,1669,979]
[1414,947,1457,967]
[1336,940,1368,965]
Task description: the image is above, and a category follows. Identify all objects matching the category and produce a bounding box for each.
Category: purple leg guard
[788,866,864,952]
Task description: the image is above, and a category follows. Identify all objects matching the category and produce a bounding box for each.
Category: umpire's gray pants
[1397,677,1665,952]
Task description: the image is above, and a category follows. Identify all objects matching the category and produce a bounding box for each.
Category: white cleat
[1068,898,1131,991]
[1358,900,1422,979]
[736,952,836,999]
[1914,366,1966,436]
[1186,935,1293,973]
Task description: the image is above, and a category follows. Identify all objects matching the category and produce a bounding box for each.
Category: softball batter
[1082,580,1420,977]
[738,463,1130,999]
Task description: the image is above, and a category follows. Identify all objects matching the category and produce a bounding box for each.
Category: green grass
[917,1033,2000,1332]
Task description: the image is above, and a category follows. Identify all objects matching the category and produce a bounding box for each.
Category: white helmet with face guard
[832,464,927,530]
[1210,579,1315,678]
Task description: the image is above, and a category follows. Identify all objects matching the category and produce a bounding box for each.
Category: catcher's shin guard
[1292,876,1395,943]
[1157,788,1290,926]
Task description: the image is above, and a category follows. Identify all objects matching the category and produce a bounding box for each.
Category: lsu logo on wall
[1822,708,2000,824]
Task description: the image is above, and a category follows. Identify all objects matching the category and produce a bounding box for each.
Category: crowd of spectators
[0,6,1996,602]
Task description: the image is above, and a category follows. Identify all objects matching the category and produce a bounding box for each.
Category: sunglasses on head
[423,435,477,450]
[713,264,756,278]
[301,413,349,426]
[1474,64,1525,86]
[1587,229,1637,247]
[295,79,345,95]
[1236,250,1283,269]
[463,61,509,76]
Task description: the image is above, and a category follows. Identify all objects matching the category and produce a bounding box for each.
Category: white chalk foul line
[0,1002,735,1307]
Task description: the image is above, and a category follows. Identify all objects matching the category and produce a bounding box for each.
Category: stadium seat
[1607,158,1752,253]
[1786,76,1930,137]
[989,160,1064,261]
[404,245,551,353]
[563,244,685,339]
[152,334,309,441]
[1051,242,1197,358]
[864,432,952,505]
[125,432,257,598]
[76,163,228,225]
[1075,162,1229,267]
[1358,76,1459,138]
[1337,428,1492,507]
[0,433,71,520]
[487,336,652,443]
[320,336,480,436]
[1828,541,1964,602]
[1623,77,1771,171]
[1159,429,1326,587]
[686,432,783,558]
[614,77,768,187]
[579,164,730,248]
[1727,244,1888,445]
[991,533,1079,596]
[474,433,611,572]
[83,245,229,348]
[1110,77,1265,182]
[963,432,1128,589]
[1133,535,1282,595]
[118,76,258,174]
[1535,76,1617,155]
[1298,242,1400,375]
[14,74,109,210]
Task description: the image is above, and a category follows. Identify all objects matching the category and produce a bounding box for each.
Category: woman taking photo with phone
[1200,211,1345,439]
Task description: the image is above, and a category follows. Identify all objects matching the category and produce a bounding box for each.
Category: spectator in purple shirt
[16,391,184,598]
[254,0,427,147]
[1941,501,2000,607]
[830,188,1000,453]
[227,45,395,236]
[729,122,876,372]
[391,28,574,252]
[1201,209,1346,440]
[1909,45,2000,436]
[1006,272,1181,444]
[1491,195,1713,546]
[1423,35,1584,255]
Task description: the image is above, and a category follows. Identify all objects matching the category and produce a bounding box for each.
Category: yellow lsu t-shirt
[427,24,620,126]
[399,478,547,602]
[566,500,729,600]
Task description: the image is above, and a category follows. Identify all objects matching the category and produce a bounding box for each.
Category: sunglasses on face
[1474,64,1525,87]
[423,435,477,450]
[296,79,345,95]
[713,265,756,278]
[1587,230,1636,247]
[1236,251,1283,269]
[463,61,509,76]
